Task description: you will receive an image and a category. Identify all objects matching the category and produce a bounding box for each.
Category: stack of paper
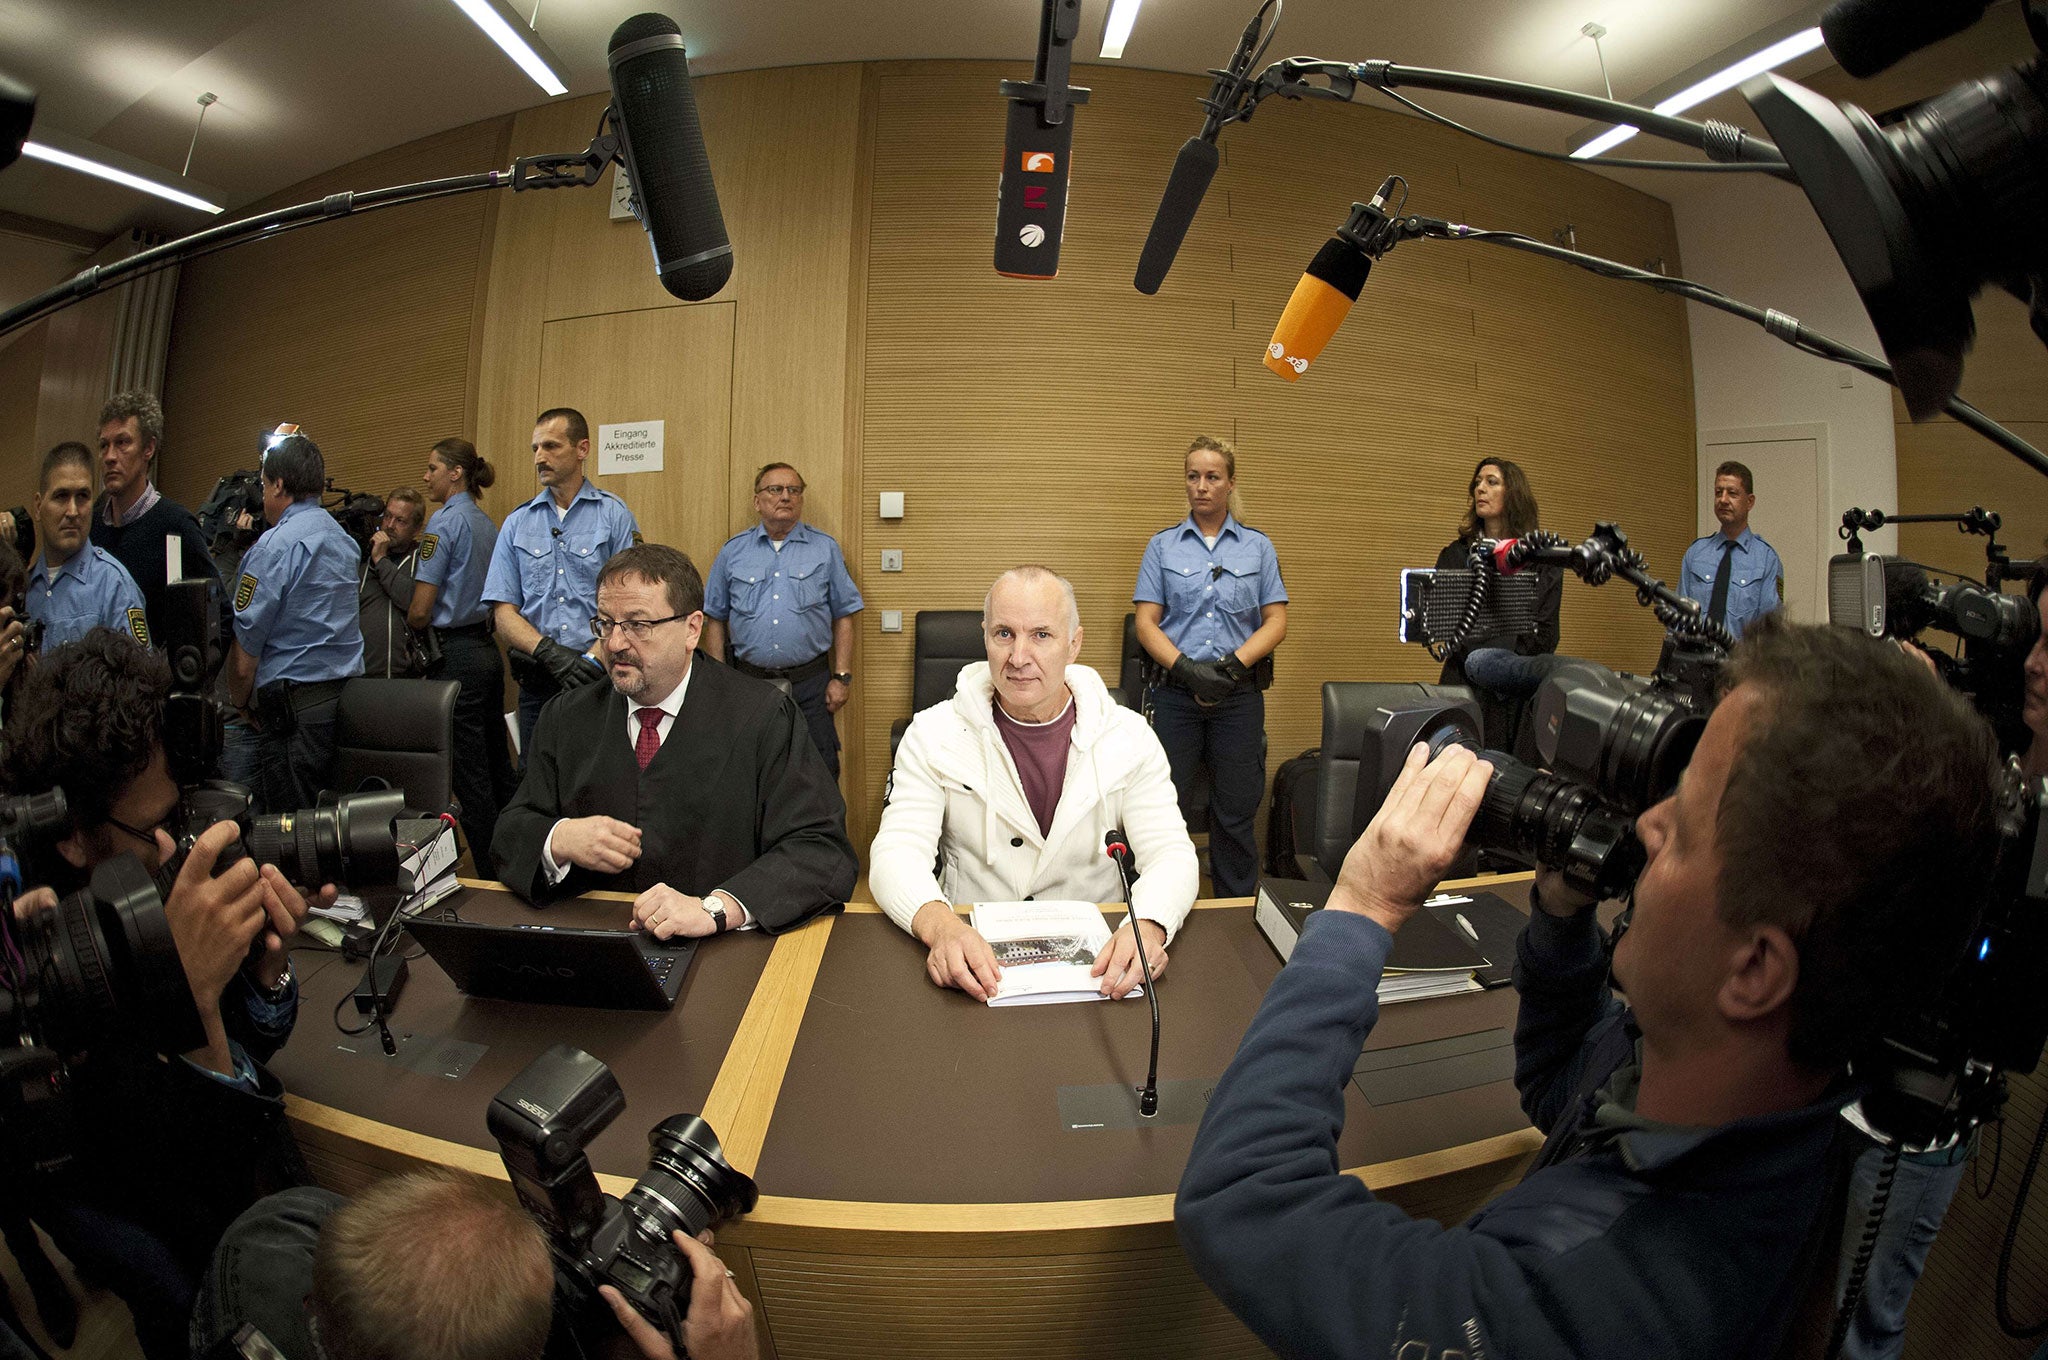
[967,900,1139,1007]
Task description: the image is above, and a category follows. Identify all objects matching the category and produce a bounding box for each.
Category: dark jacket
[1175,906,1844,1360]
[357,547,423,677]
[492,652,857,931]
[91,493,220,645]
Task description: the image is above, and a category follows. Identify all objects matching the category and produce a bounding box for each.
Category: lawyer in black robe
[491,650,857,930]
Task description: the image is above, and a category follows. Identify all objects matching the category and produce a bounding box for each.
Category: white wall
[1669,173,1899,557]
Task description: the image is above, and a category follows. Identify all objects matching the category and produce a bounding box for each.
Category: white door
[1700,435,1822,625]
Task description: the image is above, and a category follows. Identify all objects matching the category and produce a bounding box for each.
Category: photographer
[189,1172,758,1360]
[1176,618,2000,1360]
[0,631,331,1360]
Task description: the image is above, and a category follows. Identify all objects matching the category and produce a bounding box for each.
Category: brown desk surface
[752,895,1533,1204]
[270,886,776,1180]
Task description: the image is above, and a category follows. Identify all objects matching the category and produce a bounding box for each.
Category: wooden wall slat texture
[853,64,1694,846]
[159,117,511,510]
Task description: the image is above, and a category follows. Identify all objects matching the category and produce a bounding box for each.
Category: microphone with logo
[1132,1,1277,295]
[607,13,732,302]
[1263,177,1405,382]
[994,0,1091,279]
[1104,830,1162,1119]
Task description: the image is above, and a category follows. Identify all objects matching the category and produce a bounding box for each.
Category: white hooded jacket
[870,661,1199,941]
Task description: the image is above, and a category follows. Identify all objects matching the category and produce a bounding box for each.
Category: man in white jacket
[872,566,1199,1000]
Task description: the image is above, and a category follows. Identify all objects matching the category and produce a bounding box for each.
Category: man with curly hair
[0,630,329,1360]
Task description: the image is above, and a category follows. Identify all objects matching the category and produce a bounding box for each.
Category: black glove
[533,636,602,691]
[1171,656,1235,705]
[1216,653,1251,687]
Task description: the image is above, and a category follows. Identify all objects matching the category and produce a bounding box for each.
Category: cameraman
[1175,618,2000,1360]
[0,630,331,1360]
[190,1172,758,1360]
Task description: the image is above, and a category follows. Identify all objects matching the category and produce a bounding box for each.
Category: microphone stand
[0,111,625,340]
[1104,831,1160,1118]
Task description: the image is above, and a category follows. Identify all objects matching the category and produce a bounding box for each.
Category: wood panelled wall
[852,62,1695,845]
[159,118,511,509]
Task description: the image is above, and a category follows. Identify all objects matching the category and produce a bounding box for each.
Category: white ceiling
[0,0,2033,308]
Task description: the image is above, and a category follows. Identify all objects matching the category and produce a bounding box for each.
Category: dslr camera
[491,1045,759,1347]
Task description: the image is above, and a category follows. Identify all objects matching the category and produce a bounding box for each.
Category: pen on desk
[1454,913,1480,943]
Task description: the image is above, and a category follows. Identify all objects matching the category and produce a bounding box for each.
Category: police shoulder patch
[420,532,440,562]
[126,607,150,646]
[235,573,258,611]
[631,530,644,546]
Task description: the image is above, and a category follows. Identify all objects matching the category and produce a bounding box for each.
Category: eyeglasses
[105,807,177,848]
[756,484,805,498]
[590,614,690,641]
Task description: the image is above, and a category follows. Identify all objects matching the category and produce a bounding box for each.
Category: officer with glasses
[492,544,857,935]
[701,463,864,777]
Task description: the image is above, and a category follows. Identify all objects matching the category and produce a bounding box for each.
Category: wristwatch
[830,671,853,685]
[704,896,729,934]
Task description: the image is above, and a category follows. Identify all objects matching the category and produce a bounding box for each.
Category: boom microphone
[1264,178,1400,382]
[1133,4,1272,294]
[607,13,732,302]
[1819,0,1989,79]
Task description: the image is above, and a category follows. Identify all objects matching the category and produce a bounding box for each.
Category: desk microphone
[1104,830,1161,1118]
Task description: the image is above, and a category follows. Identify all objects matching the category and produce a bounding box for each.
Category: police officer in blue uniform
[24,442,150,651]
[1680,459,1783,641]
[702,462,863,776]
[228,434,365,813]
[411,437,515,861]
[483,407,640,759]
[1133,435,1288,899]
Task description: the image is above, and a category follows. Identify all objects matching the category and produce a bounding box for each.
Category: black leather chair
[1114,612,1145,710]
[888,610,986,759]
[330,677,460,816]
[1308,681,1477,882]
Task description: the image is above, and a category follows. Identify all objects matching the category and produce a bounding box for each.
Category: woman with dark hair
[1431,457,1562,750]
[411,437,515,865]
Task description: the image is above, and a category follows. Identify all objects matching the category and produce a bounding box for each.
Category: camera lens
[12,856,205,1060]
[243,788,407,889]
[1534,665,1703,814]
[1473,754,1645,903]
[620,1114,760,1244]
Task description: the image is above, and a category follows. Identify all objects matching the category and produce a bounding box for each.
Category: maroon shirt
[993,695,1078,836]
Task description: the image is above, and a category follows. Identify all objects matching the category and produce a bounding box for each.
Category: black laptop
[403,917,696,1010]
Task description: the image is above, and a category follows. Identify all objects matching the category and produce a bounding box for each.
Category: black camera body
[489,1045,758,1346]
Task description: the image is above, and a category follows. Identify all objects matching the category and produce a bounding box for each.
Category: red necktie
[634,707,664,771]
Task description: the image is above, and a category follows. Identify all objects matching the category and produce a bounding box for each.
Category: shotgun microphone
[1132,3,1273,294]
[607,13,732,301]
[1105,830,1161,1118]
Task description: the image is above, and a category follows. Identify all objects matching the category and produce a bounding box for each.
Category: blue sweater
[1176,906,1843,1360]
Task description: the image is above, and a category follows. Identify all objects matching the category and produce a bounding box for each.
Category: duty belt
[730,652,830,684]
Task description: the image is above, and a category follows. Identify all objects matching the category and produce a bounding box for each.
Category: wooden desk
[274,875,1544,1360]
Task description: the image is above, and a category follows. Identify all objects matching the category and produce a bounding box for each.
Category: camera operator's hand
[11,886,56,921]
[166,822,270,1074]
[599,1230,758,1360]
[1170,656,1235,705]
[533,636,602,691]
[0,606,26,687]
[1327,742,1492,935]
[550,815,642,874]
[1532,866,1598,918]
[249,865,330,992]
[370,529,393,564]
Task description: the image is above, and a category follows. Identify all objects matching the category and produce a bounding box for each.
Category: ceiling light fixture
[1572,26,1826,160]
[448,0,569,97]
[19,139,223,214]
[1100,0,1142,60]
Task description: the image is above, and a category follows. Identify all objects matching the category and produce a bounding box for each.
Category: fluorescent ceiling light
[449,0,569,96]
[20,140,223,213]
[1571,26,1825,160]
[1100,0,1142,59]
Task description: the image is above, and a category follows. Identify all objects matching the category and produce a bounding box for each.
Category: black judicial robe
[491,652,857,931]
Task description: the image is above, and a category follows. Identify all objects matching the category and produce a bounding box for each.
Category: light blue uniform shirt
[414,491,497,629]
[25,545,149,651]
[232,499,365,688]
[482,480,640,648]
[1133,514,1287,661]
[702,522,864,667]
[1679,527,1782,640]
